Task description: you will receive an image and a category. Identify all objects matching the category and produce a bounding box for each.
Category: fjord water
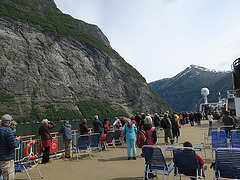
[16,119,115,136]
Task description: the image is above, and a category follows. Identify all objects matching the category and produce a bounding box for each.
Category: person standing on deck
[171,113,180,142]
[189,112,195,126]
[38,119,56,164]
[79,118,89,135]
[0,114,21,180]
[121,118,137,160]
[222,111,234,126]
[143,116,157,146]
[207,112,214,127]
[59,120,72,158]
[10,120,18,135]
[143,116,158,179]
[93,115,103,136]
[135,112,141,129]
[161,113,173,144]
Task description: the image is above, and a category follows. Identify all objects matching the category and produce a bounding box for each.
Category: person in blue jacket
[121,118,137,160]
[0,114,21,180]
[59,120,72,158]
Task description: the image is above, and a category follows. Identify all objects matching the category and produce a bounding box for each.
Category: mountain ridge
[149,65,233,112]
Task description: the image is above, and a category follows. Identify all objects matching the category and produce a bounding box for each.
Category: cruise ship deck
[15,120,223,180]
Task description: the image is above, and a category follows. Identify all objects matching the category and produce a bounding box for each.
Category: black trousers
[42,146,50,163]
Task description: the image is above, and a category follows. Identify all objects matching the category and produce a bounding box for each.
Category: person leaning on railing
[59,120,72,158]
[38,119,56,164]
[0,114,21,180]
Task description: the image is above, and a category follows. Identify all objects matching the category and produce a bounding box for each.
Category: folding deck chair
[214,148,240,179]
[164,138,178,157]
[15,156,43,180]
[220,126,233,139]
[230,130,240,148]
[142,145,174,180]
[113,129,124,146]
[204,127,218,146]
[104,131,116,151]
[90,133,103,157]
[173,147,204,180]
[211,131,228,161]
[73,135,91,160]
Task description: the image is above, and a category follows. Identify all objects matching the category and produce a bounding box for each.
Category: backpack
[104,122,109,133]
[161,118,168,128]
[136,130,147,148]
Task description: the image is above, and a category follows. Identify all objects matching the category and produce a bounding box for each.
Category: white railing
[14,129,92,162]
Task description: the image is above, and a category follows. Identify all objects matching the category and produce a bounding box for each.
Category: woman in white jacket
[207,113,214,127]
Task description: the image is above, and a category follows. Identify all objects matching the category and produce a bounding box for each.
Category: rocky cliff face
[0,0,170,118]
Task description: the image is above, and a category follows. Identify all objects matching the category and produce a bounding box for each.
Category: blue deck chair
[173,147,204,180]
[214,148,240,179]
[15,156,43,180]
[142,145,173,180]
[220,126,233,139]
[230,130,240,148]
[90,133,103,157]
[113,129,124,146]
[164,138,178,157]
[211,131,228,160]
[104,131,116,151]
[204,127,218,146]
[73,135,91,160]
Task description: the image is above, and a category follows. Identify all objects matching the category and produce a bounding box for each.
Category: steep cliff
[0,0,171,121]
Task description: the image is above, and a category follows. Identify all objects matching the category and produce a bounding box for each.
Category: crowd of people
[0,109,238,179]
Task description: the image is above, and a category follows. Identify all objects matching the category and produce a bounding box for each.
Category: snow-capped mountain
[149,65,233,112]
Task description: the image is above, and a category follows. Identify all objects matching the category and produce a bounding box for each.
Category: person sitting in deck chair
[183,141,205,179]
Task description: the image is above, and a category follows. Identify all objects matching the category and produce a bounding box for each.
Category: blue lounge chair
[173,147,204,180]
[113,129,124,146]
[211,131,228,160]
[104,131,116,151]
[142,145,173,180]
[15,156,43,180]
[90,133,103,157]
[204,127,218,146]
[164,138,178,157]
[73,135,91,160]
[214,148,240,179]
[230,130,240,148]
[220,126,233,139]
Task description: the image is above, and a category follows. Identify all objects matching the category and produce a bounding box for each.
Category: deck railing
[15,128,94,162]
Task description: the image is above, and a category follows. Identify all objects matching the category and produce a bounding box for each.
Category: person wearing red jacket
[183,141,205,179]
[38,119,56,164]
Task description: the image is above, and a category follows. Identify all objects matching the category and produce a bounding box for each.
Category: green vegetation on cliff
[0,0,144,80]
[76,99,128,119]
[0,90,128,122]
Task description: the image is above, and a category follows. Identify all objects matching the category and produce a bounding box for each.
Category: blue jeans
[126,138,136,157]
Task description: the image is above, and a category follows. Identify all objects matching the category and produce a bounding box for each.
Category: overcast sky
[54,0,240,83]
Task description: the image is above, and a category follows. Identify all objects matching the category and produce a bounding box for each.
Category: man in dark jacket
[93,115,103,136]
[222,111,234,126]
[59,120,72,158]
[161,113,173,144]
[0,114,20,180]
